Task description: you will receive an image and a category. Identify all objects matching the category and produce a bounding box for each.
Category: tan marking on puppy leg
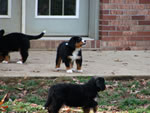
[56,57,62,68]
[93,106,98,113]
[70,62,74,68]
[77,63,81,70]
[0,56,4,62]
[4,55,10,61]
[83,108,90,113]
[66,67,71,70]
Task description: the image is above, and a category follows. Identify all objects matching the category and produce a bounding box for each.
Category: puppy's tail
[28,30,46,40]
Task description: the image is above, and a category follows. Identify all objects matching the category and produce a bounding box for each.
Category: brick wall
[99,0,150,50]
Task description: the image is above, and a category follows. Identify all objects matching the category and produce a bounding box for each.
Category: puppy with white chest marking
[55,36,86,73]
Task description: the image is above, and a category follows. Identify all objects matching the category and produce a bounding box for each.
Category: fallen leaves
[0,94,9,112]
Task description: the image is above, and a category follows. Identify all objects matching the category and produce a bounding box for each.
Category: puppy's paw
[72,68,76,72]
[76,70,83,73]
[16,61,23,64]
[55,68,60,71]
[2,60,8,64]
[66,69,73,73]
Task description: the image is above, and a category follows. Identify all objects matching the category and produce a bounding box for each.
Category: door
[0,0,21,33]
[26,0,89,36]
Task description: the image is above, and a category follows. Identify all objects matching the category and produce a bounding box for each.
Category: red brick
[123,31,137,36]
[110,0,124,4]
[138,10,149,15]
[100,10,109,15]
[99,32,108,36]
[50,40,56,48]
[132,16,145,20]
[101,37,115,41]
[145,16,150,20]
[91,40,95,48]
[124,11,138,15]
[110,10,123,15]
[137,32,150,36]
[133,5,145,10]
[128,37,143,41]
[117,16,131,20]
[143,37,150,40]
[101,4,117,10]
[109,32,123,36]
[84,40,91,48]
[125,0,139,4]
[139,0,150,4]
[100,26,116,31]
[99,21,108,25]
[117,26,130,31]
[100,0,109,3]
[101,15,117,20]
[110,20,137,26]
[139,21,150,25]
[117,5,133,9]
[96,40,100,48]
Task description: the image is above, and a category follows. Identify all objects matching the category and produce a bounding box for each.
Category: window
[0,0,11,18]
[36,0,79,18]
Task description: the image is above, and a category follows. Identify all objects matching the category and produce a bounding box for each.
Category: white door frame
[22,0,26,33]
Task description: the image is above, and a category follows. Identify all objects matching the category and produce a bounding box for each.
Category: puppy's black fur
[0,29,4,37]
[44,77,106,113]
[56,36,86,73]
[0,29,45,63]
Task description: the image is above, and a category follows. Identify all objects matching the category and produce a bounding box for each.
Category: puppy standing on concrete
[0,29,46,64]
[44,77,106,113]
[55,36,86,73]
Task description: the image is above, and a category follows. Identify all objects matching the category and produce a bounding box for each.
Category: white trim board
[0,0,12,18]
[22,0,26,33]
[35,0,80,19]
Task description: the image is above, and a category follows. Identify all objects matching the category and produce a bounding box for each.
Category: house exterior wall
[99,0,150,50]
[31,0,150,51]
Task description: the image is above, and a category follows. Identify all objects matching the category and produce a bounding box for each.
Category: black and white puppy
[0,29,46,64]
[55,36,86,73]
[44,77,106,113]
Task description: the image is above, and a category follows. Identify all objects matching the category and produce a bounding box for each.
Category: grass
[0,77,150,112]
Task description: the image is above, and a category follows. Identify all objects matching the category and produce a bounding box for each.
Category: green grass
[0,77,150,112]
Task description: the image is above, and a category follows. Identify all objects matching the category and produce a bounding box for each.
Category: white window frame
[0,0,11,18]
[35,0,79,19]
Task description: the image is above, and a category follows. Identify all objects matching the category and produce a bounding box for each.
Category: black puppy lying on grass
[44,77,106,113]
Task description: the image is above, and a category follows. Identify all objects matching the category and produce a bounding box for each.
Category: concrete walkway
[0,51,150,78]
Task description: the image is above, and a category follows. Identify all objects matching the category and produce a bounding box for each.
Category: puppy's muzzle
[82,40,86,46]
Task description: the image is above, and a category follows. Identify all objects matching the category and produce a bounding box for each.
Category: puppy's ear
[96,78,106,91]
[68,37,76,49]
[96,79,101,88]
[0,29,5,37]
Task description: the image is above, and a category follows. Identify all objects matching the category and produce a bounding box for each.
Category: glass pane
[38,0,49,15]
[51,0,62,15]
[64,0,76,15]
[0,0,8,15]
